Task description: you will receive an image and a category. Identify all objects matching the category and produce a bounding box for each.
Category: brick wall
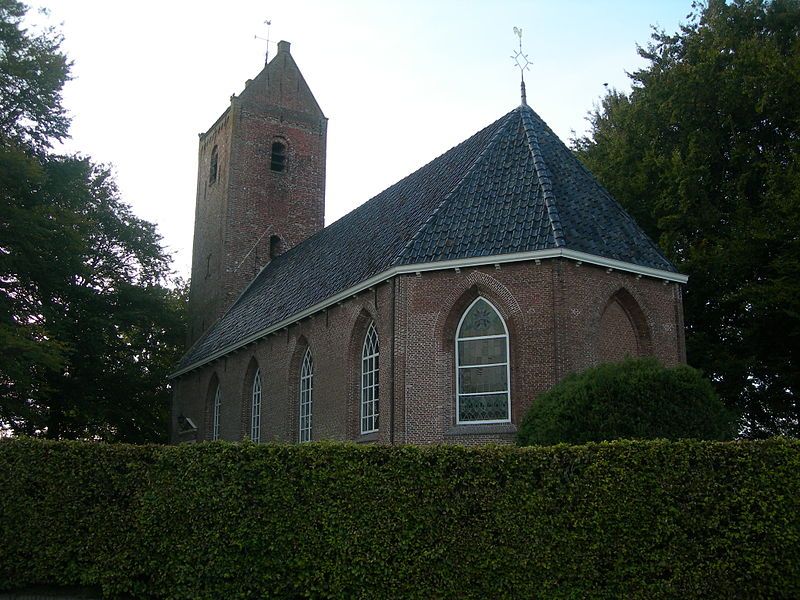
[598,299,639,362]
[187,110,232,345]
[173,259,685,445]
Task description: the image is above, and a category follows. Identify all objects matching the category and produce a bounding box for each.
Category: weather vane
[255,19,272,65]
[511,26,531,106]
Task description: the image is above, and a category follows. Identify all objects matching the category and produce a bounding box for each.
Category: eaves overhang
[169,249,687,380]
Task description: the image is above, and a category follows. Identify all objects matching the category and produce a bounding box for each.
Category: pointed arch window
[209,145,219,183]
[455,298,511,424]
[361,323,379,434]
[251,369,262,443]
[299,349,313,442]
[212,383,222,440]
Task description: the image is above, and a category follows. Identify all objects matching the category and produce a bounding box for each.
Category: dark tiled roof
[175,105,676,373]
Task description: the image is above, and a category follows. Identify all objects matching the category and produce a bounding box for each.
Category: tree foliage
[0,0,70,152]
[573,0,800,437]
[517,358,734,446]
[0,1,185,442]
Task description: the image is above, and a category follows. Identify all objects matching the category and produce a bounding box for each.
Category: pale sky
[32,0,691,278]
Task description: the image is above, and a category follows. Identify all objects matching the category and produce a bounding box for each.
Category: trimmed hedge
[0,439,798,599]
[518,358,735,446]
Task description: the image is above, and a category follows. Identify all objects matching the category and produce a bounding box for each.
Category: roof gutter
[170,249,687,379]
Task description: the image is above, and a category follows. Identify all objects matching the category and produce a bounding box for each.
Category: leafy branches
[0,0,70,152]
[574,0,800,437]
[0,1,185,442]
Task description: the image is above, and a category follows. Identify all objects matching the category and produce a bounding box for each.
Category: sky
[30,0,692,278]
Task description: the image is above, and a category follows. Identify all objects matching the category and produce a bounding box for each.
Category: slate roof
[175,104,677,374]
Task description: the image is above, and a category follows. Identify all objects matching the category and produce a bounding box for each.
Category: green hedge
[518,358,735,445]
[0,439,798,599]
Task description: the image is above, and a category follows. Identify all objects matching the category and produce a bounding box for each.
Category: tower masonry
[188,40,327,345]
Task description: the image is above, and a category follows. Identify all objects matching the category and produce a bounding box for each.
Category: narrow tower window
[299,349,313,442]
[209,145,219,183]
[269,235,282,259]
[270,141,287,172]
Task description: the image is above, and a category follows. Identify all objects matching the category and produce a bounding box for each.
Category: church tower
[188,40,327,345]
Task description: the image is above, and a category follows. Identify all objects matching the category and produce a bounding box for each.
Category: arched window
[251,369,262,443]
[212,383,222,440]
[209,145,219,183]
[299,349,313,442]
[270,140,287,172]
[361,323,379,434]
[455,297,510,424]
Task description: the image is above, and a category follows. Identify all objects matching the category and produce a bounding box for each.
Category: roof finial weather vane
[511,26,531,106]
[255,19,272,65]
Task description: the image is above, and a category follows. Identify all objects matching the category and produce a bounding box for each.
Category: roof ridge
[393,109,519,265]
[520,107,565,248]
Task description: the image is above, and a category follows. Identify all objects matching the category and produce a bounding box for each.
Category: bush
[517,358,734,446]
[0,438,798,599]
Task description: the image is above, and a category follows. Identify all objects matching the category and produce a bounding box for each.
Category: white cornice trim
[170,250,687,379]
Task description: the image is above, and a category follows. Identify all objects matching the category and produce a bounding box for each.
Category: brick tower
[188,40,327,345]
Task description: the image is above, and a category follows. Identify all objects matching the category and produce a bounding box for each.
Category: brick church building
[170,41,687,445]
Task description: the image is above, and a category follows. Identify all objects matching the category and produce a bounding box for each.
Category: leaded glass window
[251,369,262,443]
[455,298,510,423]
[299,350,313,442]
[212,384,222,440]
[361,323,379,434]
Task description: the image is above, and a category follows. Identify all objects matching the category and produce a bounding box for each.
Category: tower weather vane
[511,26,531,106]
[255,19,272,65]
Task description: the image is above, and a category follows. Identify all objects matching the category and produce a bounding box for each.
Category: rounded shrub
[517,358,735,446]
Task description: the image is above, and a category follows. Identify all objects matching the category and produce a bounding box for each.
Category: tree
[0,0,70,152]
[0,1,186,442]
[573,0,800,437]
[517,358,735,446]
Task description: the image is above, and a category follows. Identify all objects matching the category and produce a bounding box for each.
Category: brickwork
[173,260,685,445]
[174,283,394,444]
[559,261,684,373]
[187,41,327,346]
[598,300,639,362]
[187,110,232,344]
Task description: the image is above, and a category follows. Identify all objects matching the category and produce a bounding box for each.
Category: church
[170,41,687,445]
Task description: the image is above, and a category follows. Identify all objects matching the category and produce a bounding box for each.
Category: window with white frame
[299,349,313,442]
[212,383,222,440]
[361,323,379,434]
[251,369,262,443]
[455,297,511,424]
